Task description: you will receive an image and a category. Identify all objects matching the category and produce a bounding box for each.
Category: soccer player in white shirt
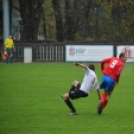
[62,63,101,115]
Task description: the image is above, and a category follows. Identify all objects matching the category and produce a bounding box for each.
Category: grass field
[0,62,134,134]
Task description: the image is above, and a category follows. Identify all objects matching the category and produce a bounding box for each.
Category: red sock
[102,99,108,110]
[100,93,109,110]
[101,93,107,102]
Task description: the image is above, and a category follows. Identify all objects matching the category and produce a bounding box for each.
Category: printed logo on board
[121,46,134,57]
[76,48,86,53]
[69,47,75,56]
[69,47,86,56]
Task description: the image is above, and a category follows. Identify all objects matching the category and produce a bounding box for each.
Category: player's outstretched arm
[74,63,87,69]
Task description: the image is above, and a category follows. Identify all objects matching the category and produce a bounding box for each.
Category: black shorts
[69,83,88,99]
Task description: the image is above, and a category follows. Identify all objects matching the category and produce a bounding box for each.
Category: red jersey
[101,57,125,83]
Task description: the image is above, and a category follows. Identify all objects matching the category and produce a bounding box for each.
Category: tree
[63,0,83,41]
[11,0,134,42]
[52,0,64,41]
[18,0,44,42]
[110,0,134,41]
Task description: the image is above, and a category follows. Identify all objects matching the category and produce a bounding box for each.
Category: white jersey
[80,67,99,94]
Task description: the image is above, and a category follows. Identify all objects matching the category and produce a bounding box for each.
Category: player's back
[103,57,124,81]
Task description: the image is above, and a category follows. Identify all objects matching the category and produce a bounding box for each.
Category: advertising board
[65,45,114,62]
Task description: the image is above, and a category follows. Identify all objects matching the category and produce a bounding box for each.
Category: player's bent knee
[63,94,69,100]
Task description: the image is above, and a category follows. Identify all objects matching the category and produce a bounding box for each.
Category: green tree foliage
[12,0,134,42]
[18,0,44,42]
[41,0,55,41]
[52,0,64,41]
[110,0,134,41]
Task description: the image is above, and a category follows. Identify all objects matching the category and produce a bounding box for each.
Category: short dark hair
[88,64,95,71]
[119,52,126,58]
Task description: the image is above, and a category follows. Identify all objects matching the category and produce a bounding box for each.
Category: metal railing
[1,43,133,62]
[0,44,65,62]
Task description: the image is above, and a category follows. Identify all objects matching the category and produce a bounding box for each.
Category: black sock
[65,99,76,112]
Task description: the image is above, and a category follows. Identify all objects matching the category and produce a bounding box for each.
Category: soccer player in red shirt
[97,52,127,114]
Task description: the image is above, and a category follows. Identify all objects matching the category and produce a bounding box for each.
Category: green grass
[0,62,134,134]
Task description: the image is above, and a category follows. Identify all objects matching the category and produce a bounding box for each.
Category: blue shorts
[100,75,116,92]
